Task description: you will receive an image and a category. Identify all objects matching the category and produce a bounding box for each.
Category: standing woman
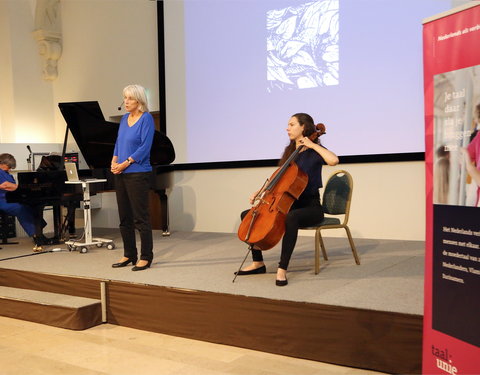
[236,113,339,285]
[111,84,155,271]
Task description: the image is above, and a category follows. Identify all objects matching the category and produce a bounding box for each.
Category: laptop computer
[65,162,97,182]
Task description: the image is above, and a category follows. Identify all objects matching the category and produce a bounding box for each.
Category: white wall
[0,0,159,144]
[167,161,425,241]
[0,143,62,170]
[53,0,159,140]
[0,0,57,143]
[1,0,427,241]
[93,159,426,241]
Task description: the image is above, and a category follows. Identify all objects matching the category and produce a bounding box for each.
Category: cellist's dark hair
[279,113,323,166]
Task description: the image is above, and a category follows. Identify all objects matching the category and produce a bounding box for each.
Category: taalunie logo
[432,345,458,374]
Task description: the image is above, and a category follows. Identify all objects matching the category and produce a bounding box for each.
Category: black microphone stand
[26,146,32,171]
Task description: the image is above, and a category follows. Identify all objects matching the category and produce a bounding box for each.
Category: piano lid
[58,101,175,169]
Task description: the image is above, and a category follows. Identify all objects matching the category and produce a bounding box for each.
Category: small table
[64,179,115,253]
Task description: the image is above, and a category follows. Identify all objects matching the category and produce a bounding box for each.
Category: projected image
[266,0,339,92]
[172,0,453,164]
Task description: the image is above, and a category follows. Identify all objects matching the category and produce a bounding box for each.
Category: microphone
[26,145,33,171]
[117,102,123,111]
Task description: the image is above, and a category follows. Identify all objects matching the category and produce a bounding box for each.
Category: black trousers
[115,172,153,261]
[241,196,324,270]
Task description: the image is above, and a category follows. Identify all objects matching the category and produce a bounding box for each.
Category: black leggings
[241,197,324,270]
[115,172,153,261]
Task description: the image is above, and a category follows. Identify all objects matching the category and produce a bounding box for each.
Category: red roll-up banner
[423,4,480,375]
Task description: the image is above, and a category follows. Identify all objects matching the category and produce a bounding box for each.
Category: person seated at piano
[111,84,155,271]
[0,153,46,251]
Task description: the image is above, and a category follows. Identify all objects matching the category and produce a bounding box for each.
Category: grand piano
[6,101,175,243]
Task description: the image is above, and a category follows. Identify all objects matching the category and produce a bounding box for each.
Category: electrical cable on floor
[0,248,66,262]
[66,229,85,251]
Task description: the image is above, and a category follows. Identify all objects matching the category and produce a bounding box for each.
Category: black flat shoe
[275,278,288,286]
[132,260,152,271]
[112,258,137,268]
[234,265,266,276]
[33,234,48,247]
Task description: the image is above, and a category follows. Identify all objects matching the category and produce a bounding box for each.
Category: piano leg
[52,205,62,242]
[154,189,170,236]
[33,206,45,238]
[65,201,77,237]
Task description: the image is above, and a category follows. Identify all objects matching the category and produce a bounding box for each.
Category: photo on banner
[433,66,480,207]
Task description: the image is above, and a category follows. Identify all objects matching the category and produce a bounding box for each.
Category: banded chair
[301,170,360,274]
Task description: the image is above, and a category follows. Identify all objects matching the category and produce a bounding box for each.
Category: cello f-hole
[243,210,258,242]
[268,197,276,212]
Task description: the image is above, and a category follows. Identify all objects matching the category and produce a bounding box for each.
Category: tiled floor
[0,316,386,375]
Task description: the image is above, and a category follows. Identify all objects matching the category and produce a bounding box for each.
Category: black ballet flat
[234,265,266,276]
[275,278,288,287]
[112,258,137,268]
[132,259,152,271]
[33,234,48,247]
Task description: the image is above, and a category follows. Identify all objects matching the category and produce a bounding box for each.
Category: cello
[237,123,326,251]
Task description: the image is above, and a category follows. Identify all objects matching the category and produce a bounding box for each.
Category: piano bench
[0,211,19,245]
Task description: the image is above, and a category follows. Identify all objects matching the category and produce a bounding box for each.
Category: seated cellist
[236,113,339,286]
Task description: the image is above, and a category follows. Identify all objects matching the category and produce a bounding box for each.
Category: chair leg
[314,230,320,274]
[317,229,328,261]
[344,226,360,265]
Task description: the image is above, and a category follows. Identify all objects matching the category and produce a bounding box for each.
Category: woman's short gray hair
[0,153,16,169]
[123,84,149,112]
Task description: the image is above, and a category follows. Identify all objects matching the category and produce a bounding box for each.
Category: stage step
[0,286,103,330]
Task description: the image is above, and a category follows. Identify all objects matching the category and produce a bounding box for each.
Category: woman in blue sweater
[111,85,155,271]
[237,113,339,286]
[0,153,46,251]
